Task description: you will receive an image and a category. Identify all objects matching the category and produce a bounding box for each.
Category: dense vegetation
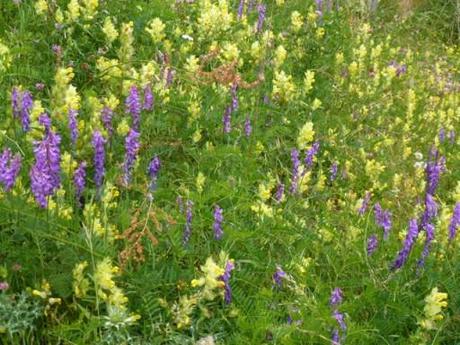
[0,0,459,344]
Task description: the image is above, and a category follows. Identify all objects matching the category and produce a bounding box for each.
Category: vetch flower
[101,106,114,137]
[183,200,193,245]
[213,205,224,240]
[73,161,87,203]
[91,130,106,194]
[330,288,343,308]
[223,105,232,134]
[30,126,62,208]
[143,84,154,111]
[448,202,460,241]
[417,223,435,268]
[148,155,161,193]
[425,149,445,195]
[367,234,378,256]
[275,183,285,203]
[125,85,141,131]
[230,83,238,112]
[358,191,371,216]
[20,90,33,132]
[237,0,245,19]
[391,219,419,270]
[123,129,141,186]
[272,265,286,287]
[220,260,235,304]
[374,203,392,239]
[330,162,338,181]
[0,148,22,191]
[68,109,78,146]
[304,141,320,168]
[244,117,252,137]
[256,3,266,33]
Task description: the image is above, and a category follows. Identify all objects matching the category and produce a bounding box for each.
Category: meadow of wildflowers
[0,0,459,344]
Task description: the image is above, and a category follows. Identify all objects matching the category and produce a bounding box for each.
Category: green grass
[0,0,459,344]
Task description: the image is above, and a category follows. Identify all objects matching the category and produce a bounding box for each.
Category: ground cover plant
[0,0,459,344]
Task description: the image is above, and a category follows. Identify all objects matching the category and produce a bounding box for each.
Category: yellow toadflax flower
[419,287,448,330]
[191,257,225,301]
[35,0,48,15]
[304,70,315,94]
[145,18,166,43]
[73,261,90,298]
[196,172,206,193]
[66,0,81,22]
[297,121,315,150]
[291,11,303,32]
[0,40,11,73]
[103,17,118,43]
[272,71,296,103]
[94,258,119,295]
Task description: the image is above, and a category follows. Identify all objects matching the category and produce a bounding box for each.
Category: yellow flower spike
[419,287,448,330]
[146,18,166,43]
[103,17,118,43]
[35,0,48,15]
[297,121,315,150]
[272,70,296,102]
[196,172,206,193]
[274,45,287,67]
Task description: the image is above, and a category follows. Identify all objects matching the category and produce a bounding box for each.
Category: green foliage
[0,0,459,344]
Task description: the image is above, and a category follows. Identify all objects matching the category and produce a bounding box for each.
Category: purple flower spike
[391,219,419,270]
[448,203,460,241]
[148,155,161,193]
[289,149,300,194]
[143,84,154,111]
[213,205,224,240]
[20,91,33,132]
[91,130,106,194]
[126,85,141,131]
[272,265,286,287]
[417,223,435,268]
[305,141,320,168]
[220,260,235,304]
[38,113,51,131]
[223,105,232,134]
[73,161,87,203]
[330,288,343,308]
[374,203,392,240]
[123,129,141,186]
[448,130,455,144]
[30,129,62,208]
[358,192,371,216]
[68,109,78,146]
[330,162,338,181]
[183,200,193,245]
[244,117,252,137]
[367,234,378,256]
[275,183,285,203]
[425,150,445,195]
[101,106,114,137]
[11,88,33,132]
[256,3,267,33]
[439,128,446,143]
[330,287,346,344]
[331,329,340,345]
[0,148,22,191]
[230,83,238,112]
[333,310,346,331]
[11,87,21,118]
[237,0,245,19]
